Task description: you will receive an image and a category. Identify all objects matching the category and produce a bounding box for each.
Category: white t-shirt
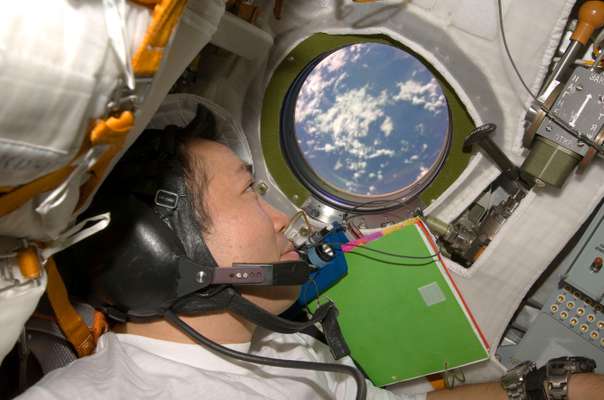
[18,329,427,400]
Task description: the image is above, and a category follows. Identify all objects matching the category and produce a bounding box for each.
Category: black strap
[171,287,350,359]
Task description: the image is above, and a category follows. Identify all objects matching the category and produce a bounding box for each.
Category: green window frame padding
[261,33,474,208]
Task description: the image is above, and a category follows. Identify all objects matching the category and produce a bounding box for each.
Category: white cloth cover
[0,1,151,188]
[17,331,426,400]
[0,260,46,364]
[0,1,151,240]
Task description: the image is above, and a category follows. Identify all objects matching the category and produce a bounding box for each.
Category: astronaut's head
[58,104,301,321]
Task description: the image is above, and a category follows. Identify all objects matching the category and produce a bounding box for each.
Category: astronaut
[16,110,604,400]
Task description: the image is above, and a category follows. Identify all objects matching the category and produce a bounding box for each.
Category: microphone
[214,261,315,286]
[175,257,315,299]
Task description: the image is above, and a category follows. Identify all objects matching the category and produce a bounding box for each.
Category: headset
[56,105,367,400]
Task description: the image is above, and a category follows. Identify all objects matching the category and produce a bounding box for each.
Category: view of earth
[293,43,450,197]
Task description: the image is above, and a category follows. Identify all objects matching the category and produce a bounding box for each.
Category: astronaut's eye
[281,42,451,210]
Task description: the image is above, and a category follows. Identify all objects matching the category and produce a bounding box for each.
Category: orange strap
[76,111,134,210]
[0,111,134,219]
[0,164,77,219]
[76,111,134,209]
[45,257,96,357]
[91,310,109,342]
[131,0,188,76]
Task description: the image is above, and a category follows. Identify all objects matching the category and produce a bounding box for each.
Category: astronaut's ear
[58,194,187,319]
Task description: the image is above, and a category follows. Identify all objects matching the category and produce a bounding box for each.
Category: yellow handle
[17,246,41,280]
[571,1,604,45]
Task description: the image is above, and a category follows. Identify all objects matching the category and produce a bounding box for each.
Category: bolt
[299,226,310,237]
[255,181,269,195]
[196,271,206,283]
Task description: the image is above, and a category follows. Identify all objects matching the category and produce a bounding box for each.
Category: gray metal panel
[511,313,604,372]
[510,288,604,371]
[538,67,604,156]
[562,204,604,303]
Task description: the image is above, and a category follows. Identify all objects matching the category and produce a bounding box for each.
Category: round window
[280,42,451,211]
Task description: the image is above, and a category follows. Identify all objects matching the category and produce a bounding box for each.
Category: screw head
[255,181,269,195]
[196,271,206,283]
[299,226,310,237]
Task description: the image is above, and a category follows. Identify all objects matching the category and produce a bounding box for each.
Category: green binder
[312,220,489,386]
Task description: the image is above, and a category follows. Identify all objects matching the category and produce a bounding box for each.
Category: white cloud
[393,77,446,113]
[380,116,394,137]
[334,72,349,91]
[413,165,430,183]
[313,85,389,141]
[366,148,395,159]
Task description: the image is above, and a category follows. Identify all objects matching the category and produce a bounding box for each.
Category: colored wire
[335,248,438,267]
[324,242,439,260]
[165,310,367,400]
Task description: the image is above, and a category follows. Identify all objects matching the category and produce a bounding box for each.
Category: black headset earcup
[57,195,187,319]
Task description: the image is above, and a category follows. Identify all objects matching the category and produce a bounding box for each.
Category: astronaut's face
[191,139,301,314]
